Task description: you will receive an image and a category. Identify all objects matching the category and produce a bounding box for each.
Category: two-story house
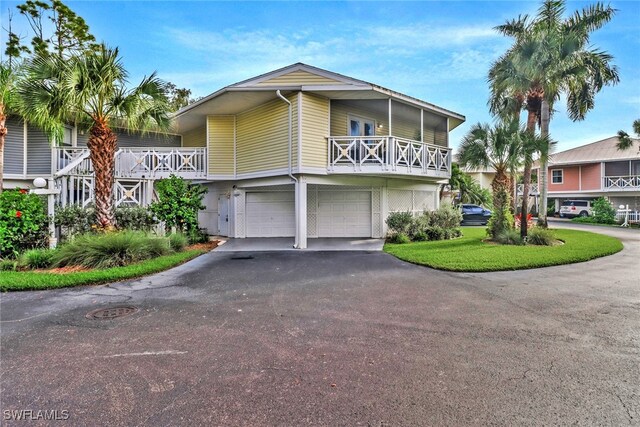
[173,63,464,248]
[533,136,640,214]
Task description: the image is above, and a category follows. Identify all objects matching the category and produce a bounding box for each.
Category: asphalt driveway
[1,223,638,426]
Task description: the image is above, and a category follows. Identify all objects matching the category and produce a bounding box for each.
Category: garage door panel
[246,192,295,237]
[317,190,372,237]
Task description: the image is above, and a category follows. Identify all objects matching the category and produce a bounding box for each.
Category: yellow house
[174,63,465,248]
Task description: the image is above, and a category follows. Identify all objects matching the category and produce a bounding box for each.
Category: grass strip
[384,227,623,272]
[0,249,205,291]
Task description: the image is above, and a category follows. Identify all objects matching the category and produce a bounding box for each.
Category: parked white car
[559,200,592,218]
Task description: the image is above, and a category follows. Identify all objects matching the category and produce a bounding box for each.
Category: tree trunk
[538,100,550,228]
[88,120,117,228]
[0,103,6,193]
[520,107,538,238]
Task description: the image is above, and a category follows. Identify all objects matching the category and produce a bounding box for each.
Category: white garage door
[317,191,372,237]
[246,192,295,237]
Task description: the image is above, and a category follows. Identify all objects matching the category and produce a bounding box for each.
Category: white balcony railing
[517,183,539,195]
[54,147,207,179]
[603,175,640,190]
[328,136,451,177]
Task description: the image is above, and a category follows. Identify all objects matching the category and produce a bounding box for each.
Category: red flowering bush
[0,189,49,258]
[514,213,534,230]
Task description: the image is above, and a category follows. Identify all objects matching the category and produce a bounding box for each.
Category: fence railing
[54,147,207,179]
[328,136,451,177]
[516,183,539,195]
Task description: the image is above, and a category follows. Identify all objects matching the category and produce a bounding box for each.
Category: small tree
[591,197,616,224]
[149,175,207,233]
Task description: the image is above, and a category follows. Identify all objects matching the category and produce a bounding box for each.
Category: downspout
[276,90,299,248]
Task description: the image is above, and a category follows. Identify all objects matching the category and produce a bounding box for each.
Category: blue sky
[2,1,639,153]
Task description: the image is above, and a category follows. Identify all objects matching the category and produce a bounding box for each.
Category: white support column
[420,110,424,143]
[23,121,28,177]
[388,98,392,136]
[296,176,308,249]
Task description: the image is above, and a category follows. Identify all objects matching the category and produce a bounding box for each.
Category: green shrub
[187,227,209,244]
[572,216,598,224]
[115,206,158,231]
[149,175,207,233]
[19,248,55,270]
[54,205,95,241]
[547,205,557,217]
[52,231,171,269]
[0,259,17,271]
[486,186,514,239]
[425,203,463,230]
[0,189,49,257]
[495,229,523,245]
[527,227,555,246]
[168,233,188,252]
[389,232,411,244]
[386,211,414,235]
[412,230,428,242]
[591,197,616,224]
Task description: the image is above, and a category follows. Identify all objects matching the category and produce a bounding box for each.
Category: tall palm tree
[19,45,170,227]
[489,0,619,230]
[616,119,640,151]
[458,120,522,238]
[0,62,23,193]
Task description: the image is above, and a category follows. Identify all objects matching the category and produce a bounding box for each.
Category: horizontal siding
[236,95,296,174]
[391,100,421,140]
[256,70,340,86]
[26,124,51,175]
[182,125,206,147]
[330,101,389,136]
[301,93,330,168]
[208,116,235,176]
[434,129,447,146]
[4,116,24,175]
[77,129,181,148]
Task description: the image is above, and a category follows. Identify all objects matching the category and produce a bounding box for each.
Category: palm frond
[616,130,633,151]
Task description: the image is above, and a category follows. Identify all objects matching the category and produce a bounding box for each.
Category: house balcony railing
[327,136,451,178]
[603,175,640,191]
[517,183,539,195]
[54,147,207,179]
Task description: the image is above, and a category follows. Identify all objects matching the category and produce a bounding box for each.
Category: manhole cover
[86,306,139,320]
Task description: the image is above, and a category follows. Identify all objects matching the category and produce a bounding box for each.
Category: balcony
[603,175,640,191]
[55,147,207,179]
[327,136,451,178]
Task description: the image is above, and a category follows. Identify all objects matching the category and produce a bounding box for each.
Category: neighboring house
[2,63,465,248]
[532,136,640,214]
[463,165,496,191]
[173,63,464,247]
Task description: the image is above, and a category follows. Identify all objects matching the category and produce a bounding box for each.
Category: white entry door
[218,195,229,236]
[246,192,295,237]
[317,191,372,237]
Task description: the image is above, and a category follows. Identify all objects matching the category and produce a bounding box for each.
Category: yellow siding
[422,125,436,145]
[182,125,206,147]
[256,70,341,86]
[301,93,330,168]
[434,129,447,146]
[208,116,235,175]
[330,102,389,136]
[392,115,421,140]
[236,94,298,174]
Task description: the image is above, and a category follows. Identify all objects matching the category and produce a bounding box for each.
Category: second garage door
[246,192,295,237]
[317,191,372,237]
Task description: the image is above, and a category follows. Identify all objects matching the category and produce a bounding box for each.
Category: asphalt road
[1,223,638,426]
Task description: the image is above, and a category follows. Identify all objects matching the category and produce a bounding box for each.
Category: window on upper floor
[552,169,563,184]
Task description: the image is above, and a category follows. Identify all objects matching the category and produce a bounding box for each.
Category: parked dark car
[460,204,492,225]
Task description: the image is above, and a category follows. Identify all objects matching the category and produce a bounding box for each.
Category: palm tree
[19,45,170,228]
[0,62,23,193]
[448,163,492,207]
[458,120,522,238]
[489,0,619,230]
[616,119,640,151]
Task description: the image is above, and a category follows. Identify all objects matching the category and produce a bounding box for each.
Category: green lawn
[0,249,205,292]
[384,227,623,272]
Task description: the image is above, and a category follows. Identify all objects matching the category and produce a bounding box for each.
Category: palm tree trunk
[88,120,117,228]
[0,103,6,193]
[538,100,550,228]
[520,108,537,238]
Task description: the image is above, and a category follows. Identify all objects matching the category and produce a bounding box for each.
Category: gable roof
[173,63,465,132]
[548,136,640,166]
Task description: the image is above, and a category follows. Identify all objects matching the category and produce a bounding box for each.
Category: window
[551,169,563,184]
